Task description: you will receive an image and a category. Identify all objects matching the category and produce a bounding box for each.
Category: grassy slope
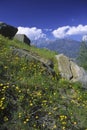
[0,35,87,130]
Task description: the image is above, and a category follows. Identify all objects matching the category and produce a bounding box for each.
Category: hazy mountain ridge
[32,38,81,58]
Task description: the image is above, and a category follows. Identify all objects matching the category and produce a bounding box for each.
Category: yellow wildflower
[73,122,77,125]
[4,116,8,121]
[26,118,29,122]
[35,115,38,119]
[24,121,27,124]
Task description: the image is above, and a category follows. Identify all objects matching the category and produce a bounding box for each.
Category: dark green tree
[77,41,87,70]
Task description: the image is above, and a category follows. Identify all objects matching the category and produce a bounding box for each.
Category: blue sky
[0,0,87,41]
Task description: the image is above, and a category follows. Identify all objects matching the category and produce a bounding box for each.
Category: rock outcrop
[0,22,18,39]
[14,34,31,45]
[56,54,87,84]
[11,47,55,77]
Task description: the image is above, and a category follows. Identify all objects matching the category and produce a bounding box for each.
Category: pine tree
[77,41,87,70]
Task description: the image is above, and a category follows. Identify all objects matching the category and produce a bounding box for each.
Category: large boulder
[70,61,86,81]
[0,22,18,39]
[55,54,72,80]
[56,54,87,84]
[14,34,31,45]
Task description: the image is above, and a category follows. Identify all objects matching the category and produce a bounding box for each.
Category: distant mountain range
[32,38,81,58]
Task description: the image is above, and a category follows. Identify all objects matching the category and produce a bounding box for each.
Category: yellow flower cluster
[59,115,67,130]
[18,112,22,118]
[0,83,9,110]
[60,115,67,121]
[23,117,30,124]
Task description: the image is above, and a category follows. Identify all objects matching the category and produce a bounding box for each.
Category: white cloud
[82,35,87,41]
[17,27,46,40]
[52,25,87,38]
[52,26,70,38]
[67,25,87,35]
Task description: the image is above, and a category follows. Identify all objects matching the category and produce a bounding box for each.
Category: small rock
[46,60,54,68]
[14,34,31,45]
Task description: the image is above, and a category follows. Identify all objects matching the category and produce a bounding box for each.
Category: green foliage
[77,41,87,70]
[0,35,87,130]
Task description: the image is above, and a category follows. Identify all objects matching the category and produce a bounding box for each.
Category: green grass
[0,35,87,130]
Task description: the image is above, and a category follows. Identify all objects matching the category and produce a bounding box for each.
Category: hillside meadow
[0,35,87,130]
